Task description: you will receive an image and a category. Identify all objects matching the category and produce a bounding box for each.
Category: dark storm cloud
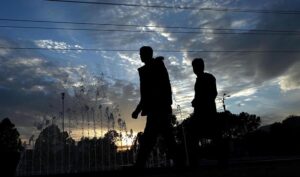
[161,0,300,95]
[77,0,300,91]
[0,38,69,125]
[85,0,300,119]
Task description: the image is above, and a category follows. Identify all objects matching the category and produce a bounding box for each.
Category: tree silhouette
[243,115,300,156]
[217,111,261,139]
[176,111,261,160]
[0,118,23,176]
[32,124,75,173]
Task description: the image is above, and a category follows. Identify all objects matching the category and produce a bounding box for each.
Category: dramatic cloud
[1,0,300,141]
[0,38,142,139]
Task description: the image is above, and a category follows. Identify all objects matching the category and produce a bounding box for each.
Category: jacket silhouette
[186,58,218,167]
[132,46,179,168]
[135,56,172,116]
[192,72,217,116]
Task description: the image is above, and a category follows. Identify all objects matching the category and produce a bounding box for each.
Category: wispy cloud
[230,87,258,98]
[34,39,83,53]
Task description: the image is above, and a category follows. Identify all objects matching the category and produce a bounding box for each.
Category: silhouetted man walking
[132,46,178,168]
[191,58,217,117]
[186,58,218,167]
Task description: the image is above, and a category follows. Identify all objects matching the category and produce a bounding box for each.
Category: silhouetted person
[186,58,218,167]
[191,58,217,116]
[132,46,179,168]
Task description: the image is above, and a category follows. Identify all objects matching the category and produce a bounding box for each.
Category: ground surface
[19,156,300,177]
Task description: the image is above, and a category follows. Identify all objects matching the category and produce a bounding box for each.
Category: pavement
[18,156,300,177]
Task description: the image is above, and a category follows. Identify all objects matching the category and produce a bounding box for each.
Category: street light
[222,93,230,112]
[61,92,65,133]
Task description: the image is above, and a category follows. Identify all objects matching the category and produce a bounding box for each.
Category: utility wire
[47,0,300,15]
[1,25,300,36]
[1,46,300,53]
[1,18,300,34]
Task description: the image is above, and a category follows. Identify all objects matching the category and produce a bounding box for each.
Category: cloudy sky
[1,0,300,141]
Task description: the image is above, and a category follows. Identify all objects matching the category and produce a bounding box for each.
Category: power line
[1,18,300,34]
[1,46,300,53]
[1,25,300,36]
[47,0,300,15]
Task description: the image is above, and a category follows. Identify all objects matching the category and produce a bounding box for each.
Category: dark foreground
[20,157,300,177]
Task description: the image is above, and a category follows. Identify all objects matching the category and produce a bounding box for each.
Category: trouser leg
[187,136,200,167]
[135,125,157,168]
[185,123,201,168]
[161,126,183,166]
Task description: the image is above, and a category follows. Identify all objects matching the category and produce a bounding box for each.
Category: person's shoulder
[154,56,165,64]
[138,65,146,71]
[155,56,164,61]
[153,56,166,68]
[204,72,216,81]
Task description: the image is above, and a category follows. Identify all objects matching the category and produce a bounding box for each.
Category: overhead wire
[1,18,300,34]
[1,46,300,53]
[47,0,300,15]
[1,25,300,36]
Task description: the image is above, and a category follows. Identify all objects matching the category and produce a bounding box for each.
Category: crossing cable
[1,25,300,36]
[47,0,300,15]
[1,18,300,34]
[1,46,300,53]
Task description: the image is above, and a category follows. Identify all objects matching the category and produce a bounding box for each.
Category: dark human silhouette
[191,58,217,115]
[131,46,179,168]
[0,118,23,176]
[185,58,218,167]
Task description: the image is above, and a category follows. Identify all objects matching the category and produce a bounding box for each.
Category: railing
[16,142,171,176]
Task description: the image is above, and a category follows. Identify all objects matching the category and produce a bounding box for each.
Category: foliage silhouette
[245,115,300,156]
[0,118,23,176]
[18,125,138,174]
[176,111,261,161]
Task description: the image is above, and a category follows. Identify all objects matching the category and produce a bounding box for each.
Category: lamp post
[61,92,65,173]
[222,93,230,112]
[61,92,65,133]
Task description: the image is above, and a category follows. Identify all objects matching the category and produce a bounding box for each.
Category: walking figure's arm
[132,102,142,119]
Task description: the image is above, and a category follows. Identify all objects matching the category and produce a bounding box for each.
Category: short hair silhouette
[192,58,205,74]
[140,46,153,58]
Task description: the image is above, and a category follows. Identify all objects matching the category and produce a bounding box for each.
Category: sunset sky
[1,0,300,141]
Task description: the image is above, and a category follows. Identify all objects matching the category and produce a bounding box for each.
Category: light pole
[61,92,65,173]
[61,92,65,133]
[222,93,230,112]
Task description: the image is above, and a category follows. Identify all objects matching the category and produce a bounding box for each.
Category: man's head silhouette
[192,58,205,76]
[140,46,153,64]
